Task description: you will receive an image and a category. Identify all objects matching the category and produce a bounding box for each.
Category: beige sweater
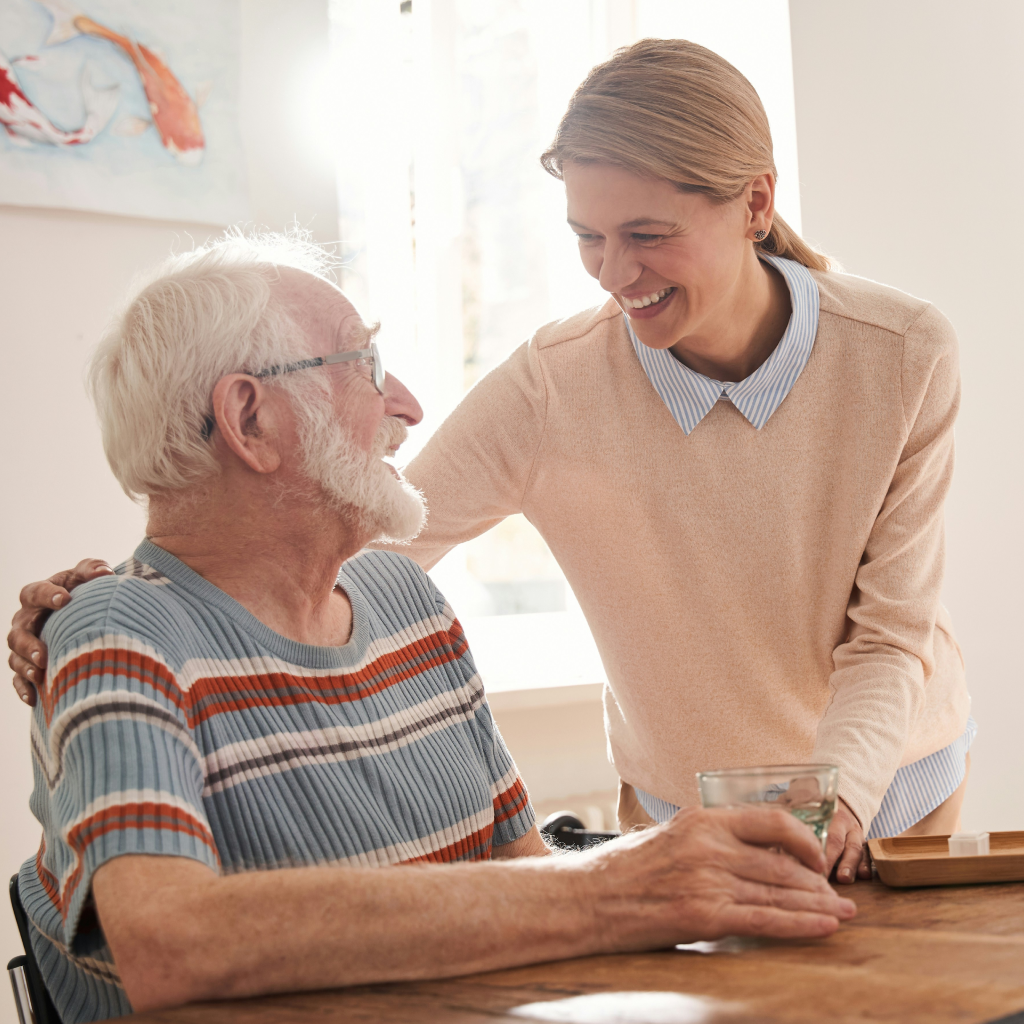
[395,270,969,832]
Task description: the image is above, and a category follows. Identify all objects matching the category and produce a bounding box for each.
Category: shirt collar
[626,254,820,435]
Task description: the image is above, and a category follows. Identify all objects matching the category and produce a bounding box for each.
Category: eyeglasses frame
[200,342,384,440]
[254,342,384,393]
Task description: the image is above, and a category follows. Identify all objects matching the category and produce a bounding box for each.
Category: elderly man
[15,235,853,1023]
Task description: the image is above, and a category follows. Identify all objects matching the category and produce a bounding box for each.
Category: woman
[9,40,972,882]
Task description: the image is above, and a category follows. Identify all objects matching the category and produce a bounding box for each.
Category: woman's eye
[631,233,662,243]
[574,233,599,244]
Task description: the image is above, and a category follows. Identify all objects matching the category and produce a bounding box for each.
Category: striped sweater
[19,540,534,1023]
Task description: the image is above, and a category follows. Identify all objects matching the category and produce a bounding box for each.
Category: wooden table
[128,880,1024,1024]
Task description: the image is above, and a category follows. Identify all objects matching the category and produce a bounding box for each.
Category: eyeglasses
[200,342,384,440]
[254,342,384,394]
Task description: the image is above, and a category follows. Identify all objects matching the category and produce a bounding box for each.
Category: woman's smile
[619,286,677,319]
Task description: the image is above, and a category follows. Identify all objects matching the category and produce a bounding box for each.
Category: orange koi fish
[38,1,205,165]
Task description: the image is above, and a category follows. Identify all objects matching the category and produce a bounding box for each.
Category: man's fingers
[725,808,826,874]
[12,676,37,707]
[733,877,857,920]
[729,843,834,895]
[716,903,842,940]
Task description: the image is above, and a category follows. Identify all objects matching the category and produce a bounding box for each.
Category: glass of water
[696,764,840,852]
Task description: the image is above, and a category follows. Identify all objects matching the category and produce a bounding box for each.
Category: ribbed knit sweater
[395,270,969,833]
[21,542,533,1023]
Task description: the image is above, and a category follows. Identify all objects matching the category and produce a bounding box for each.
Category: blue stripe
[634,717,977,835]
[625,254,819,434]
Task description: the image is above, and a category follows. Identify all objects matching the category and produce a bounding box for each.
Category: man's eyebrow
[340,319,380,349]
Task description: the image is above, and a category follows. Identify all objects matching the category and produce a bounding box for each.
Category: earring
[753,229,767,241]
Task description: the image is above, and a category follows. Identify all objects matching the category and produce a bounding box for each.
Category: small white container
[948,831,990,856]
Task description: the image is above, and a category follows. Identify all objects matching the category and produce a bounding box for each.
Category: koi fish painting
[0,0,248,224]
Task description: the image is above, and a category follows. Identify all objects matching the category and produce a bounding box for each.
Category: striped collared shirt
[21,542,534,1023]
[629,254,974,835]
[626,253,818,433]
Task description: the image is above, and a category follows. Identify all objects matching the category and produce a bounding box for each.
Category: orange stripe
[183,630,469,726]
[44,627,470,727]
[493,777,530,823]
[400,823,495,864]
[45,649,181,724]
[34,836,60,909]
[61,802,219,920]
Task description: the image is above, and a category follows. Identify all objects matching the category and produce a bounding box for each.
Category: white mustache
[373,416,408,460]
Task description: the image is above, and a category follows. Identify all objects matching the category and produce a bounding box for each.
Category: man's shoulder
[41,557,193,670]
[343,549,458,629]
[344,549,437,603]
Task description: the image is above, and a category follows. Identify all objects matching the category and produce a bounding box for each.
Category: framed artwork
[0,0,249,223]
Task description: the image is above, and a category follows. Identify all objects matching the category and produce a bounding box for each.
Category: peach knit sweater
[395,270,969,832]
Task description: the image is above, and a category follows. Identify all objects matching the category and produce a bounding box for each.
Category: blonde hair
[541,38,831,272]
[88,231,337,500]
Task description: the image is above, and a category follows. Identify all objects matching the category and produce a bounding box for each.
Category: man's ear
[210,375,283,474]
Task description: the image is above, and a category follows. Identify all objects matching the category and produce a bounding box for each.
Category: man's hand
[826,798,872,884]
[589,805,857,948]
[90,807,856,1013]
[8,559,113,706]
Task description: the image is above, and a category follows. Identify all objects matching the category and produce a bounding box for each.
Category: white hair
[88,230,338,500]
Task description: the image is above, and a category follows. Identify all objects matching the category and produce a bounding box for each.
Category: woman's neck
[670,255,792,382]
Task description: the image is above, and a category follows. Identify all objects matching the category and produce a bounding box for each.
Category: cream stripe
[202,679,485,795]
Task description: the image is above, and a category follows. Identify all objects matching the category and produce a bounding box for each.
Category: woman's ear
[746,172,776,238]
[210,375,282,474]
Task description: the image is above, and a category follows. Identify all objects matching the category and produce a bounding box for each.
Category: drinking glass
[696,764,839,851]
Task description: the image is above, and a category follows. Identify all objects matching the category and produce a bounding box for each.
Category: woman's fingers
[9,560,112,669]
[858,844,872,880]
[59,558,115,589]
[12,675,37,707]
[834,827,865,884]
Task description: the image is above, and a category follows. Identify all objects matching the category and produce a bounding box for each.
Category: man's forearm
[95,852,595,1012]
[95,808,857,1014]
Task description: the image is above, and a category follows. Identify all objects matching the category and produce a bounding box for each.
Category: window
[330,0,800,691]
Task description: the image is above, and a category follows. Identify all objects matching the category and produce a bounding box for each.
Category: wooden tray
[869,831,1024,887]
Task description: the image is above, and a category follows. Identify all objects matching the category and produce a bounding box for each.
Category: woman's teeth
[623,287,673,309]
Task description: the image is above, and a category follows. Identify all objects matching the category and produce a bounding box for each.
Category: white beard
[295,395,426,543]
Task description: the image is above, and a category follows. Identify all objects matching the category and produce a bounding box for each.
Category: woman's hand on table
[8,559,113,706]
[826,798,872,883]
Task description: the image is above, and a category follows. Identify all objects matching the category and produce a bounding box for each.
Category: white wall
[0,3,336,1020]
[789,0,1024,830]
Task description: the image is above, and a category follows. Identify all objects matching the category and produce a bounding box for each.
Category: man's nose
[597,242,643,295]
[383,373,423,426]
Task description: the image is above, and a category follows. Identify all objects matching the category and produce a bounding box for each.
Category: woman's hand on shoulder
[8,559,114,706]
[826,798,872,883]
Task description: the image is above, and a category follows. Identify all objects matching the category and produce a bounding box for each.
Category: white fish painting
[0,48,117,146]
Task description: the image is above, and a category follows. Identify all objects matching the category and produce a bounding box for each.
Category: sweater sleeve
[386,338,548,570]
[812,304,961,831]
